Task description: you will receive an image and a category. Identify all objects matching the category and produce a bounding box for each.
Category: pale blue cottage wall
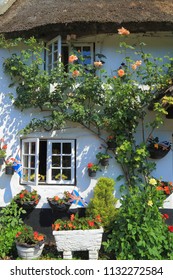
[1,32,173,208]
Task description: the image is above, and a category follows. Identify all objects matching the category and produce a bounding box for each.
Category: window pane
[52,156,61,167]
[63,143,71,154]
[52,143,61,154]
[23,155,28,167]
[30,169,35,182]
[31,156,35,168]
[24,143,29,154]
[23,168,28,181]
[62,156,71,167]
[83,46,91,64]
[54,42,58,51]
[62,169,71,180]
[31,142,35,154]
[48,54,52,65]
[52,169,60,180]
[54,51,58,62]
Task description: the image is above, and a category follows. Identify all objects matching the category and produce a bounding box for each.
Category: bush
[0,201,25,259]
[86,177,118,229]
[104,184,173,260]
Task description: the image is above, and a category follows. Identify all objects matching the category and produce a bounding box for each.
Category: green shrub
[104,184,173,260]
[0,200,25,259]
[86,177,118,229]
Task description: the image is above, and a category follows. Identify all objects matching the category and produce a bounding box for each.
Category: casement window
[21,138,76,185]
[46,36,94,73]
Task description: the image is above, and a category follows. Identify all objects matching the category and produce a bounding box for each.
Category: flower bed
[52,214,103,259]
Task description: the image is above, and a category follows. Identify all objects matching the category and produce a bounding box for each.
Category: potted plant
[87,162,100,177]
[147,136,171,159]
[96,152,111,166]
[47,191,71,212]
[13,189,41,211]
[106,135,117,150]
[15,224,45,259]
[52,214,103,259]
[156,180,173,196]
[0,138,7,165]
[5,157,15,175]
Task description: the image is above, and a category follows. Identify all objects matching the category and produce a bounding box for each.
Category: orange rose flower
[94,61,103,68]
[135,60,142,66]
[69,55,78,63]
[118,27,130,35]
[72,70,80,77]
[117,69,125,77]
[131,64,137,70]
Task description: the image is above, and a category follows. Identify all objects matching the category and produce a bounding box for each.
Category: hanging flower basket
[147,136,171,159]
[88,169,97,177]
[47,198,71,212]
[147,147,171,159]
[0,157,4,165]
[106,135,117,150]
[13,189,41,211]
[5,165,14,175]
[47,192,71,213]
[87,163,100,177]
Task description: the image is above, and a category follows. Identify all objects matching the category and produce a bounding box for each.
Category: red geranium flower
[168,225,173,232]
[162,213,169,219]
[87,163,93,169]
[88,220,95,227]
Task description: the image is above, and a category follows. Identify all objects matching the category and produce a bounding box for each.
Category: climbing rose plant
[2,27,173,259]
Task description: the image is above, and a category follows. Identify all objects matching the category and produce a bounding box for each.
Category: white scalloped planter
[53,228,103,259]
[16,243,45,260]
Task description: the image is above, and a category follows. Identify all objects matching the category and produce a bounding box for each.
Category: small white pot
[16,243,45,260]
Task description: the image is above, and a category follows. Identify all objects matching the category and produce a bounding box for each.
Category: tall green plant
[104,182,173,259]
[86,177,117,229]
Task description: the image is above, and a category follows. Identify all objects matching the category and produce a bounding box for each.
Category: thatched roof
[1,0,173,38]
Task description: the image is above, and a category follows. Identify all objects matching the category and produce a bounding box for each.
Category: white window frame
[47,139,75,185]
[46,35,61,73]
[21,138,75,186]
[68,43,94,65]
[46,35,94,72]
[21,138,39,185]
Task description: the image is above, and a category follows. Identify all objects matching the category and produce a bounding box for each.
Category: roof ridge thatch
[1,0,173,38]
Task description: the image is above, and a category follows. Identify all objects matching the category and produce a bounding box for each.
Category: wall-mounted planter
[0,157,4,165]
[147,147,171,159]
[47,198,71,212]
[53,228,103,259]
[5,165,14,175]
[88,169,97,177]
[107,141,116,150]
[100,158,109,166]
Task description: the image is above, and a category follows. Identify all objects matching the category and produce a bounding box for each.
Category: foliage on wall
[1,27,173,259]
